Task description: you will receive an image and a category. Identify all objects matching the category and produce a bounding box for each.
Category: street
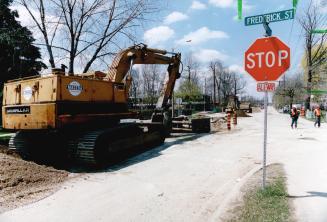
[1,108,327,222]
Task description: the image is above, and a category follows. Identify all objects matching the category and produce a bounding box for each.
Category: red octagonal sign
[244,36,290,81]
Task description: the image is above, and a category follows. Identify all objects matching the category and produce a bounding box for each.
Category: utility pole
[283,74,286,106]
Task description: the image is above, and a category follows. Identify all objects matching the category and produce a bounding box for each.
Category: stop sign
[244,36,290,81]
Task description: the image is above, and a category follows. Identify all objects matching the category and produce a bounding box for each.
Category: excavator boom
[107,44,181,110]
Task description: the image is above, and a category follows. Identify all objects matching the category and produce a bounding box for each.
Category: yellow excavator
[2,44,181,165]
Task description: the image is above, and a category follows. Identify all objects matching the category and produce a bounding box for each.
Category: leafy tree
[176,53,202,103]
[175,80,202,102]
[301,45,327,91]
[298,2,327,109]
[0,0,45,88]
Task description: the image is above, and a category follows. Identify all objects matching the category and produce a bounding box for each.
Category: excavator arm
[107,44,181,110]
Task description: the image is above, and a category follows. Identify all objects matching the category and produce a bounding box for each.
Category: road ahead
[1,108,327,222]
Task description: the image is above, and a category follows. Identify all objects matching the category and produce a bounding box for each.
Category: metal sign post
[262,21,271,189]
[263,91,268,188]
[244,7,292,189]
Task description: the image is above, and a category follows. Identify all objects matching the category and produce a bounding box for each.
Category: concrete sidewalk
[268,110,327,222]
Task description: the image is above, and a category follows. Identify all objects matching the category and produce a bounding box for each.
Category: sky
[12,0,327,98]
[138,0,327,97]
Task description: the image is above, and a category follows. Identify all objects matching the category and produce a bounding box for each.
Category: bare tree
[298,2,327,109]
[219,70,234,106]
[183,53,199,83]
[18,0,157,74]
[209,60,223,106]
[141,65,165,106]
[207,61,247,107]
[273,73,306,110]
[130,69,140,102]
[231,71,246,97]
[18,0,59,68]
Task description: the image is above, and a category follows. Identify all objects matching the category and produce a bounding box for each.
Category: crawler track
[9,123,166,166]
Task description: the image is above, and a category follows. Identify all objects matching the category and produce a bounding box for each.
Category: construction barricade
[227,113,231,130]
[233,111,237,125]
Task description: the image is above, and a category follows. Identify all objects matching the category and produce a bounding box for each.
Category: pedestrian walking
[290,107,299,129]
[314,106,321,128]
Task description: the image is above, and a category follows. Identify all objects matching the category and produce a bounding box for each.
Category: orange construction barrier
[227,113,231,130]
[233,111,237,125]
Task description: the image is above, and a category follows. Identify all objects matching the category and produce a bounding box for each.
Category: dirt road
[1,108,327,222]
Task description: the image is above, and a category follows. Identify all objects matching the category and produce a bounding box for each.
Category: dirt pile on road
[211,117,227,131]
[236,110,251,117]
[0,148,68,213]
[251,107,262,113]
[0,145,20,158]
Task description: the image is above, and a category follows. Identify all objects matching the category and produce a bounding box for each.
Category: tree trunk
[68,54,74,75]
[305,44,313,110]
[215,77,221,106]
[290,97,293,112]
[45,42,55,69]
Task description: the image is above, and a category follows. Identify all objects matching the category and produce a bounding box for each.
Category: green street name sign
[311,89,327,95]
[311,29,327,34]
[245,9,294,26]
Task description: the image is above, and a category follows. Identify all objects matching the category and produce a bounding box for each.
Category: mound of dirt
[0,150,68,213]
[211,117,227,132]
[251,107,262,113]
[236,110,252,117]
[0,145,20,158]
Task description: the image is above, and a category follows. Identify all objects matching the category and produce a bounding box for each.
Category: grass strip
[227,164,293,222]
[239,178,290,222]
